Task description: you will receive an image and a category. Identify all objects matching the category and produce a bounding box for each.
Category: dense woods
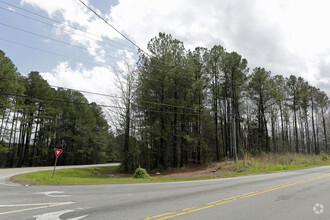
[120,33,330,172]
[1,33,329,172]
[0,50,116,167]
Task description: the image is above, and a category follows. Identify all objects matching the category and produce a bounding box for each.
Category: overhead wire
[0,37,200,91]
[0,5,132,51]
[78,0,198,82]
[0,92,125,109]
[0,1,211,110]
[0,37,113,68]
[0,75,201,111]
[1,3,196,90]
[78,0,143,54]
[0,92,208,117]
[0,0,134,50]
[1,1,199,87]
[0,22,129,62]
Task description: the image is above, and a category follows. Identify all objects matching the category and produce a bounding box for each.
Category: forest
[0,33,329,172]
[0,50,116,167]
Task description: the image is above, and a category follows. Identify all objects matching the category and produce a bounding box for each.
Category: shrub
[321,151,329,161]
[133,167,150,179]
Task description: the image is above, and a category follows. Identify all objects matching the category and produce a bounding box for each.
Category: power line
[0,37,112,68]
[0,22,128,62]
[0,75,198,111]
[0,5,132,52]
[2,0,199,84]
[0,0,134,50]
[0,2,209,108]
[138,76,195,90]
[0,92,125,109]
[78,0,196,82]
[78,0,144,54]
[0,38,197,92]
[0,92,207,117]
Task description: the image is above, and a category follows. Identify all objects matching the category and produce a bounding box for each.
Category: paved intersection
[0,164,329,219]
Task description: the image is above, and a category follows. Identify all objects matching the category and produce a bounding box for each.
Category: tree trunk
[321,106,328,153]
[197,93,201,164]
[279,104,285,151]
[304,108,311,154]
[311,94,317,154]
[0,112,6,140]
[213,71,219,161]
[299,108,305,153]
[31,106,41,166]
[123,86,131,172]
[271,111,276,152]
[173,106,178,167]
[293,96,299,153]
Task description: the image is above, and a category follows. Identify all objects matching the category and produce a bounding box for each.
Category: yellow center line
[181,207,197,211]
[206,190,260,205]
[144,212,178,220]
[144,173,330,220]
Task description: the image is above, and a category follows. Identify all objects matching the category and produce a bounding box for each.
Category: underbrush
[13,152,330,185]
[220,152,330,175]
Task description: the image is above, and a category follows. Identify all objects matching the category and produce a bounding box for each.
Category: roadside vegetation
[1,32,329,173]
[221,152,330,177]
[13,153,330,185]
[13,166,211,184]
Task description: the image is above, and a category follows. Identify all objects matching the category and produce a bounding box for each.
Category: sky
[1,0,330,103]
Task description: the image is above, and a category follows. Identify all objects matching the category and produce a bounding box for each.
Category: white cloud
[21,0,128,63]
[116,49,135,71]
[40,61,133,130]
[109,0,226,51]
[40,62,118,104]
[21,0,330,95]
[108,0,330,95]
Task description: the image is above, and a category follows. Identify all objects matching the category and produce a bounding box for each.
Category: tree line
[0,50,117,167]
[1,33,329,172]
[118,33,329,172]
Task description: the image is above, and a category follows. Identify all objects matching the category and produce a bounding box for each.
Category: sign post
[52,148,63,178]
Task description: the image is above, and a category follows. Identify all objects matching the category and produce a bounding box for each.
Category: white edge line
[128,165,330,186]
[0,202,75,215]
[0,202,74,207]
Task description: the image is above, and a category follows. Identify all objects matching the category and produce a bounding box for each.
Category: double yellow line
[145,173,330,220]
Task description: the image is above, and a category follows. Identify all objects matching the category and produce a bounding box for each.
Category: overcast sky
[1,0,330,100]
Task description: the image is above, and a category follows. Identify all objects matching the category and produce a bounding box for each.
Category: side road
[0,163,120,186]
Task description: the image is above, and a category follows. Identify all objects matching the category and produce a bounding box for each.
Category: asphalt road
[0,165,329,220]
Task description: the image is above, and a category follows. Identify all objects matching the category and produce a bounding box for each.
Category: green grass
[13,153,330,185]
[13,166,214,185]
[220,152,330,177]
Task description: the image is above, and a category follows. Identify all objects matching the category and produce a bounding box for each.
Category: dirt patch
[151,162,232,177]
[103,162,233,178]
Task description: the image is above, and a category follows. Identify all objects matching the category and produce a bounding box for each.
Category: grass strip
[13,153,330,185]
